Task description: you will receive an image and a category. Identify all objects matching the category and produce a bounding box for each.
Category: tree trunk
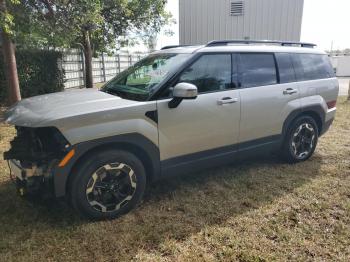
[83,30,93,88]
[0,0,21,105]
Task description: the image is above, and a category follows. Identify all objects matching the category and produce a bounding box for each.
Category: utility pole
[0,0,21,105]
[330,40,334,56]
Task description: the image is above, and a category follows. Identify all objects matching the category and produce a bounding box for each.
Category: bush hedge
[0,49,65,104]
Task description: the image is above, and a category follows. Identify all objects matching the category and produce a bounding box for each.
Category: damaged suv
[4,40,338,220]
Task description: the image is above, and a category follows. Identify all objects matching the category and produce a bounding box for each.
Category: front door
[157,53,241,172]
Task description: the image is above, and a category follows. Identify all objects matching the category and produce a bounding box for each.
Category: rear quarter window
[291,53,335,81]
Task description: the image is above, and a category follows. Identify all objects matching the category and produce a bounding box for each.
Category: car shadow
[0,153,323,258]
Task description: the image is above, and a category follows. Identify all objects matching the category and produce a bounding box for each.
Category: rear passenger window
[275,53,296,83]
[240,53,277,88]
[292,54,335,81]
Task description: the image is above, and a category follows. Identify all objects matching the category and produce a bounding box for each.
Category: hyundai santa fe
[4,40,339,220]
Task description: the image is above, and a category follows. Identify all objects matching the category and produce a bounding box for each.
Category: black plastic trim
[161,135,281,177]
[145,110,158,124]
[282,105,326,140]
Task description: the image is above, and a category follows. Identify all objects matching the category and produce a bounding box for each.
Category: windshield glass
[101,53,190,101]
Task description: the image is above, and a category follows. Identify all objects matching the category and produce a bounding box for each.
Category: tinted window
[292,54,335,81]
[275,53,296,83]
[177,54,232,93]
[240,53,277,88]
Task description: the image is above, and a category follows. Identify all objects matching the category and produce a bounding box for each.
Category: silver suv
[4,40,339,219]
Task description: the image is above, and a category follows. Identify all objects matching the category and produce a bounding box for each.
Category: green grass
[0,98,349,261]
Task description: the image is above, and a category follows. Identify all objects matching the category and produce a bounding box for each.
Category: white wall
[331,56,350,77]
[179,0,304,45]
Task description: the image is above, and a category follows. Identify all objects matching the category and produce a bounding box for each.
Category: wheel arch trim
[52,133,160,198]
[282,105,326,141]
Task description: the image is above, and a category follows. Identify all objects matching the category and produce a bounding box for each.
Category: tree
[18,0,172,88]
[0,0,21,105]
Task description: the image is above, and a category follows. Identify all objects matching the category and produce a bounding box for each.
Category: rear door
[238,52,300,145]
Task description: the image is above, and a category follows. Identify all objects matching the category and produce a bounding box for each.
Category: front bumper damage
[4,126,70,197]
[8,159,57,197]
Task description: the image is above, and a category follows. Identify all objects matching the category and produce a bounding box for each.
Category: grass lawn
[0,98,349,261]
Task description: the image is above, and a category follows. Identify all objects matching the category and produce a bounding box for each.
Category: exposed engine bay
[4,126,70,196]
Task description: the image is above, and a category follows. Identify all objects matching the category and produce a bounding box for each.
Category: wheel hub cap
[291,123,316,159]
[86,163,137,213]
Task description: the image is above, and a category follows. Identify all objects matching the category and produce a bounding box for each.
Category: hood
[5,88,139,127]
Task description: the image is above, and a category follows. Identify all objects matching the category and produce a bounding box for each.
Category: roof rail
[206,40,317,48]
[161,45,191,50]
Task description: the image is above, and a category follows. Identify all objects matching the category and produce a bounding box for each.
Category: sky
[157,0,350,51]
[301,0,350,51]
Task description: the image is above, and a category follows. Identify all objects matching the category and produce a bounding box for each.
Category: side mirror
[168,83,198,108]
[173,82,198,98]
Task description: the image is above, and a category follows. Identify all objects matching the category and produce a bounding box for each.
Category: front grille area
[4,126,69,165]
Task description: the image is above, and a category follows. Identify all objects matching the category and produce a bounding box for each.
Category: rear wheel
[282,116,319,163]
[70,149,146,220]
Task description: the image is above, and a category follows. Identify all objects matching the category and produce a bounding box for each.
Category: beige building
[179,0,304,45]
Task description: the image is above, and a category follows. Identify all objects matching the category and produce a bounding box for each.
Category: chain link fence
[62,50,148,89]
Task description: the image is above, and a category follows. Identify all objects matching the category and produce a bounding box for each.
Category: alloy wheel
[86,162,137,213]
[291,123,316,159]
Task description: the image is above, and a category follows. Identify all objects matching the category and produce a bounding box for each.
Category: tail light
[326,100,337,109]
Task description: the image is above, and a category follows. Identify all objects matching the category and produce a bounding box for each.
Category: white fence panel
[62,50,148,89]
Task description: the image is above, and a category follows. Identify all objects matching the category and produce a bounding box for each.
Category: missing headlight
[3,126,70,164]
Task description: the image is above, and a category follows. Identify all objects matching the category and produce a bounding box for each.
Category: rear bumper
[320,108,336,136]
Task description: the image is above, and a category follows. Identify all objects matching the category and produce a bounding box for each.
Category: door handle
[217,97,239,105]
[283,88,298,95]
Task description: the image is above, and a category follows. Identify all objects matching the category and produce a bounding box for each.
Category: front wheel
[70,149,146,220]
[282,116,319,163]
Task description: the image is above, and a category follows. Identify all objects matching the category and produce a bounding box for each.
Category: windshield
[101,53,191,101]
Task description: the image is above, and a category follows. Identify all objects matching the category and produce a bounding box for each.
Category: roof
[155,40,326,55]
[197,45,326,55]
[153,46,204,54]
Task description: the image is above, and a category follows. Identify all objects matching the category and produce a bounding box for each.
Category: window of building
[275,53,296,83]
[239,53,277,88]
[177,54,232,93]
[291,54,335,81]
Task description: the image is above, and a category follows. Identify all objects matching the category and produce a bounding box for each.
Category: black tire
[70,149,146,220]
[282,115,319,163]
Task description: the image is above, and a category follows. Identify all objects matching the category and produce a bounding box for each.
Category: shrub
[0,49,65,104]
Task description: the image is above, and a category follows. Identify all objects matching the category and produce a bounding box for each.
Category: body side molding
[161,135,281,177]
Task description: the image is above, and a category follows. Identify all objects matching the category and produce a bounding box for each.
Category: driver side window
[177,54,232,94]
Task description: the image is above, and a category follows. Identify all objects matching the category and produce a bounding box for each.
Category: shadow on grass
[0,154,323,258]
